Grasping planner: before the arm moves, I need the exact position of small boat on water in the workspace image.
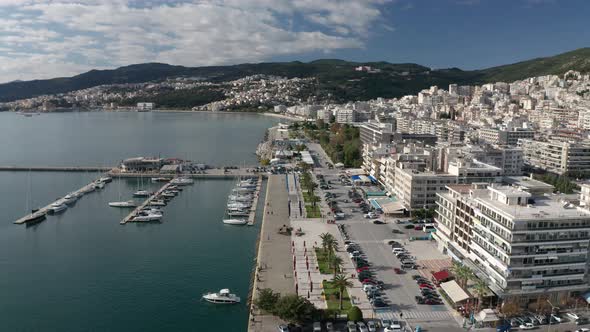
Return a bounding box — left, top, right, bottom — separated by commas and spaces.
171, 177, 193, 185
141, 207, 163, 215
94, 181, 105, 189
48, 202, 67, 214
108, 200, 137, 208
133, 190, 152, 197
227, 202, 251, 209
223, 219, 248, 225
149, 200, 167, 207
62, 194, 78, 205
99, 176, 113, 183
133, 212, 163, 222
161, 191, 176, 198
202, 289, 241, 304
151, 177, 170, 182
228, 195, 253, 202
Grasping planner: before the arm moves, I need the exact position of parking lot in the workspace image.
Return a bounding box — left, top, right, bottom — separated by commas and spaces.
310, 164, 463, 331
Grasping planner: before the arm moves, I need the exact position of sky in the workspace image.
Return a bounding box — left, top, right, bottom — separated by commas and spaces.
0, 0, 588, 83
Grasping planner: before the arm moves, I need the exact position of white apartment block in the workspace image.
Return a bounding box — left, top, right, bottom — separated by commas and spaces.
434, 183, 590, 305
478, 128, 535, 146
336, 109, 357, 124
519, 139, 590, 175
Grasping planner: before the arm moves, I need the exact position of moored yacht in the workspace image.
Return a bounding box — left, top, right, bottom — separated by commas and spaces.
202, 289, 240, 304
170, 177, 193, 185
48, 202, 67, 213
133, 190, 151, 197
21, 209, 47, 225
99, 176, 113, 183
149, 199, 167, 206
62, 194, 78, 205
223, 219, 247, 225
108, 200, 137, 208
132, 212, 163, 222
151, 177, 170, 182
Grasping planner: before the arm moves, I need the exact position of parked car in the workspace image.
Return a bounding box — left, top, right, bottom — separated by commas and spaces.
386, 321, 402, 331
519, 323, 534, 330
568, 312, 581, 321
373, 220, 385, 224
277, 324, 290, 332
577, 317, 589, 325
392, 229, 403, 234
347, 321, 359, 332
313, 322, 322, 332
575, 328, 590, 332
326, 322, 335, 332
357, 321, 369, 332
367, 321, 377, 332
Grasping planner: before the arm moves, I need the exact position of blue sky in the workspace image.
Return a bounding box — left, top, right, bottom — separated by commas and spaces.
0, 0, 588, 82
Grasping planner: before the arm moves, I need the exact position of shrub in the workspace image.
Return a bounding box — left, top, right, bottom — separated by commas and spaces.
347, 306, 363, 322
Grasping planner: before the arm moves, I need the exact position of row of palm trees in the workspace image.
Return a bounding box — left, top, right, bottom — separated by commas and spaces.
319, 233, 350, 310
301, 171, 320, 207
450, 261, 488, 312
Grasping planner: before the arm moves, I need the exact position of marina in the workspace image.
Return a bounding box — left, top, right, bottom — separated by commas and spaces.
223, 176, 262, 226
13, 177, 111, 225
120, 181, 174, 224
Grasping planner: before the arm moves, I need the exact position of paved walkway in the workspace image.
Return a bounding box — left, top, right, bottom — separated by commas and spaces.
249, 175, 296, 332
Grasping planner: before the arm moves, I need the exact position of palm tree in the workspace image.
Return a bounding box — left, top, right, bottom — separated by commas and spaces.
332, 274, 352, 310
330, 255, 344, 278
319, 233, 333, 252
472, 278, 488, 312
451, 262, 473, 288
325, 237, 339, 267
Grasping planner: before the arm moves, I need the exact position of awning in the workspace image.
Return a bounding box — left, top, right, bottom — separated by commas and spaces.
432, 270, 451, 282
381, 201, 405, 214
476, 309, 499, 323
368, 175, 377, 183
440, 280, 471, 304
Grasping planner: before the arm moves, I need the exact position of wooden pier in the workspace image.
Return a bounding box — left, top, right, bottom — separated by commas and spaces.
247, 176, 263, 226
14, 180, 104, 224
120, 182, 173, 225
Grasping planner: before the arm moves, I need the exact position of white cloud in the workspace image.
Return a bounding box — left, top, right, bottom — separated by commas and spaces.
0, 0, 388, 82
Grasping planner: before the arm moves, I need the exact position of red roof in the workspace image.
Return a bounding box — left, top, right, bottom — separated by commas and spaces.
432, 270, 451, 281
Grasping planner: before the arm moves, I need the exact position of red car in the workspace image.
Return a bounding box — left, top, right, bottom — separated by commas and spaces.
357, 266, 370, 273
362, 279, 377, 284
393, 267, 403, 274
419, 284, 435, 289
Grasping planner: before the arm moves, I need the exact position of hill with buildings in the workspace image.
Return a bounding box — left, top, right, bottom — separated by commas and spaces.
0, 48, 588, 103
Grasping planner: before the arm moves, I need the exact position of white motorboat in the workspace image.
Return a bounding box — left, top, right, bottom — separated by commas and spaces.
62, 194, 78, 205
108, 200, 137, 208
223, 219, 248, 225
149, 200, 167, 206
99, 176, 113, 183
227, 202, 251, 209
161, 191, 176, 198
94, 181, 105, 189
141, 207, 163, 215
228, 195, 253, 202
151, 177, 170, 182
202, 289, 241, 304
228, 211, 249, 217
170, 177, 193, 185
133, 212, 163, 222
48, 202, 67, 213
133, 190, 151, 197
232, 187, 254, 193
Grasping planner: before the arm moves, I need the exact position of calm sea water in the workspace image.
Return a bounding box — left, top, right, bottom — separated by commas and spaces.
0, 111, 277, 332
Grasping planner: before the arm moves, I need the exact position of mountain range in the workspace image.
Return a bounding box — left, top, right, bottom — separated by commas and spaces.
1, 47, 588, 103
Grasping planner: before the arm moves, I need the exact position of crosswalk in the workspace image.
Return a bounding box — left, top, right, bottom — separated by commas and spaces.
376, 309, 454, 322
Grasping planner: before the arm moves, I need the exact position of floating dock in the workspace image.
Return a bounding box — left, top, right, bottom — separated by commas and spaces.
120, 182, 173, 225
247, 176, 262, 226
13, 180, 105, 224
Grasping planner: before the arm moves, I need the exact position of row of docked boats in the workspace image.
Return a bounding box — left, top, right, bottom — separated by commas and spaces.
126, 177, 194, 223
222, 178, 258, 225
20, 176, 112, 225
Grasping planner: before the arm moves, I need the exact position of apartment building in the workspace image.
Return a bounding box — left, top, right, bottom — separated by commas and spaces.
478, 128, 535, 146
434, 183, 590, 305
335, 108, 357, 124
463, 145, 524, 176
519, 139, 590, 175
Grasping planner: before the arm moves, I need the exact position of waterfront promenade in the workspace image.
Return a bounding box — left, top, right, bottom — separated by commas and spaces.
249, 174, 295, 332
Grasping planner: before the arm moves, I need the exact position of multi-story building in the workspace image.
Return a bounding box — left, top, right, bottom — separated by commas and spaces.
336, 109, 357, 124
434, 183, 590, 305
478, 128, 535, 146
359, 121, 394, 146
463, 145, 524, 176
519, 139, 590, 175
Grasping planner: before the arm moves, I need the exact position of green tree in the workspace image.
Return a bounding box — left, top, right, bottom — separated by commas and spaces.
471, 278, 488, 311
332, 274, 353, 310
330, 255, 344, 278
273, 294, 316, 324
260, 158, 270, 166
347, 306, 363, 322
254, 288, 281, 312
451, 261, 473, 288
319, 233, 334, 252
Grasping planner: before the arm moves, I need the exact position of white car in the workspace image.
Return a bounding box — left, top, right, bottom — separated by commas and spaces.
567, 312, 581, 321
575, 329, 590, 332
357, 321, 369, 332
366, 320, 377, 332
519, 323, 534, 330
384, 320, 402, 332
551, 314, 562, 323
363, 284, 377, 292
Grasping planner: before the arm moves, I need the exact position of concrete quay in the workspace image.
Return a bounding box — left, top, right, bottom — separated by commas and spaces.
248, 174, 295, 332
0, 166, 112, 172
247, 176, 263, 226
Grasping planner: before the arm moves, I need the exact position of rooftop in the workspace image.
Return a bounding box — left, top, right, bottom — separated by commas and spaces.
476, 195, 590, 220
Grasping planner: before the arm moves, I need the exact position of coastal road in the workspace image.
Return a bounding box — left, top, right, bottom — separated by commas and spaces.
249, 174, 295, 332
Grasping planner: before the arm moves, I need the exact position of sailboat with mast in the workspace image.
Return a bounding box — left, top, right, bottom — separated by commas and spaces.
21, 171, 46, 225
